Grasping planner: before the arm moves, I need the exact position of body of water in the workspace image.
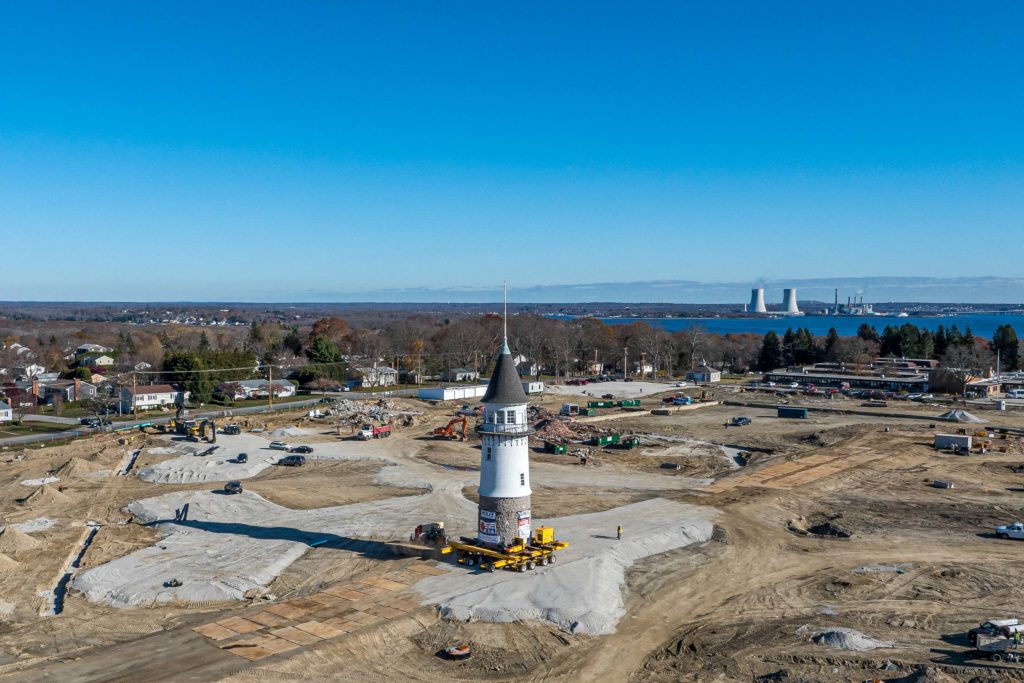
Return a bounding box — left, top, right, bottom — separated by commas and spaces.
553, 313, 1024, 338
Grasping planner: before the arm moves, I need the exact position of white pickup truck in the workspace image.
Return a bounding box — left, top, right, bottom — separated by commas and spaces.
996, 522, 1024, 540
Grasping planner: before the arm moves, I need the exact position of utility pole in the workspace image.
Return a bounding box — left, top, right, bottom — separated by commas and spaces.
268, 363, 273, 410
132, 372, 137, 418
623, 347, 628, 380
640, 352, 647, 380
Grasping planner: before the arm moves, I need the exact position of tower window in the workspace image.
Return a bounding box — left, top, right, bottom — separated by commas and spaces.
506, 410, 517, 424
520, 473, 525, 486
486, 447, 492, 461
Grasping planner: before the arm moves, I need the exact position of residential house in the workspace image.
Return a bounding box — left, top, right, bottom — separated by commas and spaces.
583, 361, 603, 377
76, 343, 113, 355
217, 379, 296, 400
0, 400, 11, 422
686, 363, 722, 383
348, 364, 398, 388
631, 362, 654, 378
39, 379, 97, 405
15, 364, 46, 380
515, 355, 543, 377
80, 354, 115, 367
443, 367, 480, 382
120, 384, 190, 413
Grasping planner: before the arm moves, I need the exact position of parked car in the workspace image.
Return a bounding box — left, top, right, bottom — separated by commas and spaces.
222, 425, 241, 435
731, 416, 752, 426
269, 441, 289, 450
236, 453, 248, 464
80, 418, 100, 427
224, 480, 243, 494
601, 393, 615, 399
277, 455, 306, 467
289, 445, 313, 454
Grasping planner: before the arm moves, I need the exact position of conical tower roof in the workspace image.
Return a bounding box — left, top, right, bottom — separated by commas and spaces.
482, 341, 528, 405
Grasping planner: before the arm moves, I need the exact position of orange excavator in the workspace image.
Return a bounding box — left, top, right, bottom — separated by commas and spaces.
432, 416, 468, 441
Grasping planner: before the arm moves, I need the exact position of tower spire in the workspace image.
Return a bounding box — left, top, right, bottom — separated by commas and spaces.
501, 281, 509, 354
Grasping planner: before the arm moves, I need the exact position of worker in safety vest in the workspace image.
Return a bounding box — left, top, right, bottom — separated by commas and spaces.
617, 525, 622, 541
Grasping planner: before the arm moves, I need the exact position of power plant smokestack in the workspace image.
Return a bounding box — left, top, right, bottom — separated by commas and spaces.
749, 288, 767, 314
783, 288, 800, 315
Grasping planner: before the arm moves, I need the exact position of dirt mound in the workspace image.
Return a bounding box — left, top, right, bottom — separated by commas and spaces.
0, 553, 18, 572
17, 484, 69, 508
53, 457, 103, 478
787, 515, 851, 538
799, 424, 874, 447
269, 426, 311, 437
810, 627, 894, 650
936, 409, 986, 423
0, 527, 41, 553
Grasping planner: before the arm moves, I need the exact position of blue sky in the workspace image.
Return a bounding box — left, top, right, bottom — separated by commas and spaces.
1, 2, 1022, 302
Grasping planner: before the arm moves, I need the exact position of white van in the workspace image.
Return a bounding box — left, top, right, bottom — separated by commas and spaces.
1007, 389, 1024, 399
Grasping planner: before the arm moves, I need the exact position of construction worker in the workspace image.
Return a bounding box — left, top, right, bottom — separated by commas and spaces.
616, 525, 622, 541
1015, 630, 1021, 647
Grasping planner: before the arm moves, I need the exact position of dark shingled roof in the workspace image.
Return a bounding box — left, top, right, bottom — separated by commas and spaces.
482, 343, 528, 405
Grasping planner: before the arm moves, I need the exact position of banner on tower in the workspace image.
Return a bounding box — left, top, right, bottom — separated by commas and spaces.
478, 509, 500, 544
516, 509, 531, 539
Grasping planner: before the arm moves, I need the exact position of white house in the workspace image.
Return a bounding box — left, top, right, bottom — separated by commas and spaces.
76, 343, 113, 354
15, 364, 46, 380
515, 355, 542, 377
120, 384, 190, 413
81, 354, 115, 367
348, 364, 398, 388
631, 362, 654, 378
218, 379, 296, 400
686, 363, 722, 383
0, 401, 12, 423
443, 367, 480, 382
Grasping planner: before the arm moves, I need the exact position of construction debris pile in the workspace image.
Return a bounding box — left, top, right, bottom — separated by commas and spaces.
531, 417, 633, 446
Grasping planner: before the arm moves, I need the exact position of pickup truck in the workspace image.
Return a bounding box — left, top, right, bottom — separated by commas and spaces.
997, 522, 1024, 540
970, 618, 1020, 645
358, 424, 392, 440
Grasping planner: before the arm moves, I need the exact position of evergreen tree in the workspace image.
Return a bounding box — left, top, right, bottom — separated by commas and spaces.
198, 332, 211, 353
933, 325, 948, 358
306, 335, 342, 365
824, 327, 840, 356
757, 331, 783, 371
781, 328, 797, 366
992, 324, 1020, 371
857, 323, 878, 342
962, 326, 975, 348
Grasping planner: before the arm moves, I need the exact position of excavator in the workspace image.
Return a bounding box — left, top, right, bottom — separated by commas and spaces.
186, 419, 216, 443
432, 416, 468, 441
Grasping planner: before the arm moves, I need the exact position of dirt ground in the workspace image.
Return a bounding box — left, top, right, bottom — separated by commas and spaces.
3, 388, 1024, 681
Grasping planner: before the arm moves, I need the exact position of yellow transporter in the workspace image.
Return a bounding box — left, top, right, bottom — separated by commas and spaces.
442, 526, 568, 573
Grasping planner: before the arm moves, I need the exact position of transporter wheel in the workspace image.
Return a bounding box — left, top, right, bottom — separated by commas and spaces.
465, 556, 476, 567
527, 560, 536, 570
548, 554, 556, 563
991, 653, 1004, 662
517, 563, 527, 573
487, 563, 496, 573
539, 556, 548, 566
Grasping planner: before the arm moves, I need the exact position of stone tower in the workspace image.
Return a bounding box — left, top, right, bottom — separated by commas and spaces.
476, 314, 533, 546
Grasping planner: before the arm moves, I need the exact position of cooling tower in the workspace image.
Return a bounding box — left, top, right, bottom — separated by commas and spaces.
749, 288, 767, 314
783, 288, 800, 315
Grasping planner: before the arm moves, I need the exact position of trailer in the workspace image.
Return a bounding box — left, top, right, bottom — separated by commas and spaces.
442, 526, 568, 573
617, 399, 641, 407
935, 433, 972, 451
778, 406, 809, 419
977, 634, 1024, 662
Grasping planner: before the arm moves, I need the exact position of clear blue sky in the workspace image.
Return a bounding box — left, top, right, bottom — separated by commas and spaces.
1, 2, 1022, 301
